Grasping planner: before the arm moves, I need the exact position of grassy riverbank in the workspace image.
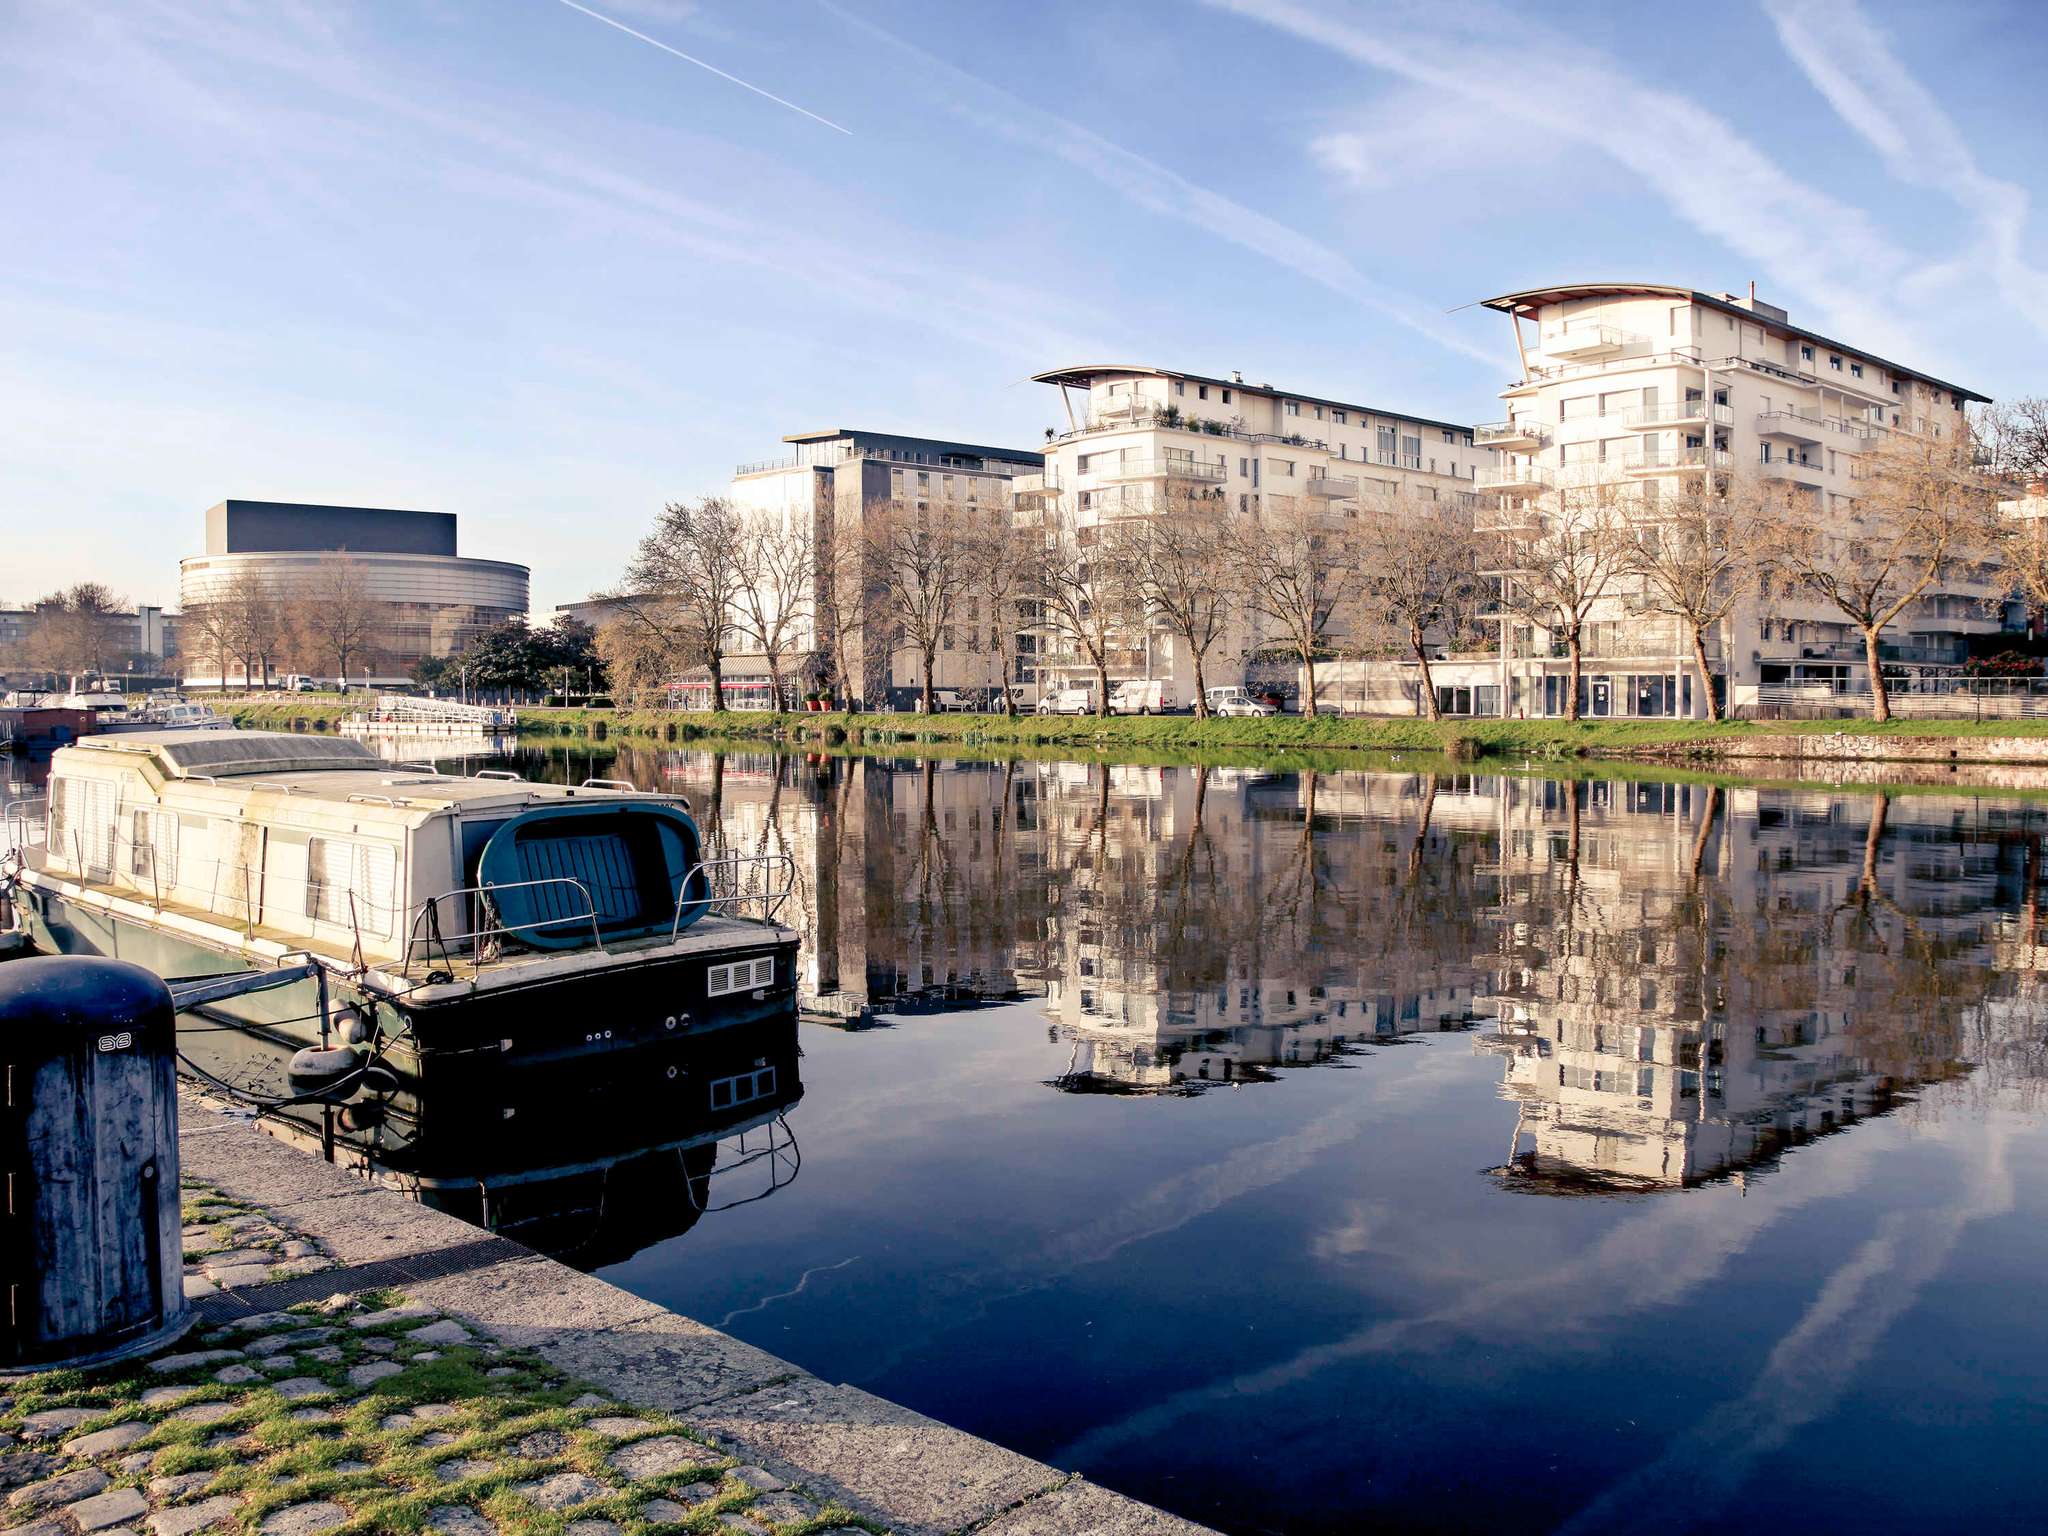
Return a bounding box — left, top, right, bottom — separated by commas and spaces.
223, 698, 2048, 760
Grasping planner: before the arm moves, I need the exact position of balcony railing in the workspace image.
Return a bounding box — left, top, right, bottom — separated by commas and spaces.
1761, 455, 1827, 479
1542, 324, 1635, 357
1474, 419, 1548, 449
1621, 447, 1732, 474
1623, 400, 1733, 429
1085, 457, 1227, 483
1478, 465, 1553, 495
1305, 474, 1360, 499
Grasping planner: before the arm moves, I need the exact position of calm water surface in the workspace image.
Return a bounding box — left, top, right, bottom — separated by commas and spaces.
269, 744, 2048, 1531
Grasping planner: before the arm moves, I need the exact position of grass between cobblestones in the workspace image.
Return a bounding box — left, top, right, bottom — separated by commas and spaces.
0, 1185, 870, 1536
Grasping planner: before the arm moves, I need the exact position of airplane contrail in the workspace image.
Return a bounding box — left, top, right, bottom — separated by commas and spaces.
551, 0, 853, 135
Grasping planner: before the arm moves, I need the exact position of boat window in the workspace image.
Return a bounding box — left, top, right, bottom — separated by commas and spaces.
129, 809, 178, 887
709, 1065, 777, 1110
49, 777, 118, 879
706, 955, 775, 997
305, 836, 397, 938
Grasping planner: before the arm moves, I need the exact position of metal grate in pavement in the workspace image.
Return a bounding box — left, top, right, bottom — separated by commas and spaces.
189, 1233, 533, 1323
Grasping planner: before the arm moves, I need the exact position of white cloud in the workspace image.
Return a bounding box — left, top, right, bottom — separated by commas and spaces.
1763, 0, 2048, 342
1311, 86, 1562, 201
1205, 0, 1933, 357
816, 1, 1501, 369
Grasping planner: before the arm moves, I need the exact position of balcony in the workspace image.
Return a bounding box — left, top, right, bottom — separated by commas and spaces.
1756, 411, 1825, 446
1475, 419, 1548, 451
1541, 324, 1634, 359
1621, 447, 1732, 476
1089, 457, 1227, 484
1622, 400, 1733, 431
1761, 455, 1827, 483
1305, 473, 1359, 499
1478, 465, 1553, 498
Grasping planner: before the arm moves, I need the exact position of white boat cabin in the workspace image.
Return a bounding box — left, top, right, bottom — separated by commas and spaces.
26, 731, 730, 974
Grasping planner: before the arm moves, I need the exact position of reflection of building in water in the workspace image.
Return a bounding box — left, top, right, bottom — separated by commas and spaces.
1478, 779, 2029, 1191
641, 749, 1043, 1019
1038, 763, 1494, 1092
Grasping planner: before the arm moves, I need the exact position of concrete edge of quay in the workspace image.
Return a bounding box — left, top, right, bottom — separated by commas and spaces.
175, 1087, 1219, 1536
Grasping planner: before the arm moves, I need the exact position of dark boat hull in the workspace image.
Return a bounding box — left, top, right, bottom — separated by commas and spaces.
17, 882, 798, 1134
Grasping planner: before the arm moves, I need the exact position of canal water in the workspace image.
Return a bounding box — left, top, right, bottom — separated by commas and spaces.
50, 740, 2048, 1534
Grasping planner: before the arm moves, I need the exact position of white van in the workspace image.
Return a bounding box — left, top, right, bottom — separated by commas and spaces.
1109, 679, 1171, 715
1037, 685, 1096, 716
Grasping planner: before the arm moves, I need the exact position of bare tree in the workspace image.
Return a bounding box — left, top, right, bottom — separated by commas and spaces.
866, 497, 976, 713
1130, 489, 1236, 716
294, 554, 389, 689
180, 598, 236, 692
1763, 431, 1999, 721
1030, 502, 1145, 717
28, 583, 129, 679
1356, 492, 1483, 720
1620, 474, 1770, 722
220, 569, 284, 689
611, 497, 749, 712
963, 501, 1035, 715
1974, 396, 2048, 488
816, 506, 871, 709
592, 617, 670, 702
731, 509, 813, 709
1235, 495, 1363, 714
1493, 483, 1632, 722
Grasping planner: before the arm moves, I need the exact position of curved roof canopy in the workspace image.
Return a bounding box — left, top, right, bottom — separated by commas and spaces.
1478, 283, 1987, 403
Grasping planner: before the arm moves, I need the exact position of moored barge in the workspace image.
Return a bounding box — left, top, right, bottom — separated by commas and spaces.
0, 731, 798, 1111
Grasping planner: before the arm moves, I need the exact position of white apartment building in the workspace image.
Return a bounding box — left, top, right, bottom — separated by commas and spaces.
720, 428, 1043, 708
1027, 364, 1495, 706
1452, 282, 1999, 719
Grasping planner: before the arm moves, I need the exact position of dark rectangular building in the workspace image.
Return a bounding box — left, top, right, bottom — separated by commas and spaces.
203, 500, 458, 557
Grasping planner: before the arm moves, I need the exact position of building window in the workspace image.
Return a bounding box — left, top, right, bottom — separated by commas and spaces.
1173, 380, 1184, 395
1333, 409, 1347, 425
1312, 405, 1324, 420
1830, 355, 1843, 371
1802, 344, 1815, 361
1285, 400, 1300, 416
1239, 458, 1249, 476
1221, 389, 1232, 404
1198, 384, 1209, 400
1851, 362, 1863, 379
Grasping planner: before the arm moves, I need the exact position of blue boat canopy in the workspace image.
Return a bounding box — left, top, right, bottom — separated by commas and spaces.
478, 802, 711, 949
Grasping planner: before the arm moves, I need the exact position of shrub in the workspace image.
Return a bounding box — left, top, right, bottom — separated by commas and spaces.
1445, 728, 1483, 763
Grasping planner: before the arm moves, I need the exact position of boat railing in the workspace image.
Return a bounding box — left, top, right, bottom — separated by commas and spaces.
1, 796, 46, 861
401, 877, 606, 979
684, 1112, 801, 1214
673, 853, 796, 938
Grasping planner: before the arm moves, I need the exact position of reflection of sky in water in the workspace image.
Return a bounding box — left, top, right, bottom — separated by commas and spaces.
488, 746, 2048, 1536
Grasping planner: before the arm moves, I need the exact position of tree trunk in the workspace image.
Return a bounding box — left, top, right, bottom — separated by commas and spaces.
1301, 649, 1318, 716
766, 658, 782, 713
1863, 626, 1890, 722
1191, 648, 1209, 717
921, 649, 936, 714
1413, 625, 1440, 720
1689, 624, 1721, 722
1565, 631, 1583, 722
1094, 660, 1111, 717
707, 653, 725, 712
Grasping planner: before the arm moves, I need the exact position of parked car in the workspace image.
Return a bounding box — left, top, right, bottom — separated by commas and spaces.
1205, 686, 1276, 718
1109, 679, 1173, 715
1037, 685, 1096, 715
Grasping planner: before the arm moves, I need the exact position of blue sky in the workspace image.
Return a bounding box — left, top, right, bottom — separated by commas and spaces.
5, 0, 2046, 615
